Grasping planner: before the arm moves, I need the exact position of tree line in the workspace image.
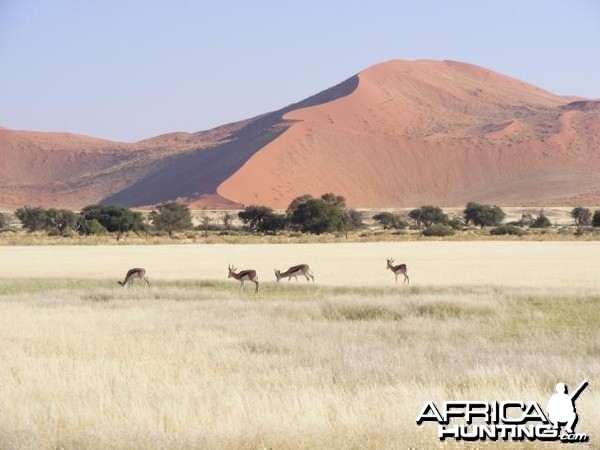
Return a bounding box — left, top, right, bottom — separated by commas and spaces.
1, 193, 362, 238
1, 198, 600, 239
9, 203, 193, 239
373, 203, 600, 236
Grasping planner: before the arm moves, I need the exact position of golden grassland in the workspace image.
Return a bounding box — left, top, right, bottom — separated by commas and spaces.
0, 242, 599, 449
0, 281, 598, 449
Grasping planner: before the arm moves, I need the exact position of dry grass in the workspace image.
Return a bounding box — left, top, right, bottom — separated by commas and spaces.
0, 242, 599, 448
0, 280, 598, 449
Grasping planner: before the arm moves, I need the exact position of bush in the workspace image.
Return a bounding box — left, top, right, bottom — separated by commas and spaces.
422, 224, 455, 236
530, 211, 552, 229
447, 217, 464, 230
490, 225, 526, 236
0, 212, 8, 229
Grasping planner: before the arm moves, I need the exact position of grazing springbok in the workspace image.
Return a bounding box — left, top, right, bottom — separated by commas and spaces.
228, 265, 259, 293
274, 264, 314, 283
118, 268, 150, 288
386, 258, 409, 284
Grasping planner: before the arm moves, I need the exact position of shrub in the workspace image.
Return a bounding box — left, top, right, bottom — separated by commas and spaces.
530, 211, 552, 229
422, 224, 455, 236
447, 217, 464, 230
490, 225, 526, 236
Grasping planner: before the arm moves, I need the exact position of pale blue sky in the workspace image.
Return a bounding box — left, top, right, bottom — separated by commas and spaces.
1, 1, 599, 142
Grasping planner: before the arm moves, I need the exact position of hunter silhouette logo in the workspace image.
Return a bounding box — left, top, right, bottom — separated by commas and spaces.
547, 380, 588, 435
416, 380, 589, 443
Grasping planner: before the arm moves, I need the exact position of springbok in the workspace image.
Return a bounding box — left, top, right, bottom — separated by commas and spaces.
118, 268, 150, 288
228, 265, 259, 293
386, 258, 409, 284
274, 264, 314, 283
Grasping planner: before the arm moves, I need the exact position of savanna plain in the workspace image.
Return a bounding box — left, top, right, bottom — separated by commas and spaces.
1, 242, 599, 449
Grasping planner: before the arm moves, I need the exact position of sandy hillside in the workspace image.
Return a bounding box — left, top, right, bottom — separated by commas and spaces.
2, 59, 600, 209
0, 126, 237, 209
218, 60, 600, 208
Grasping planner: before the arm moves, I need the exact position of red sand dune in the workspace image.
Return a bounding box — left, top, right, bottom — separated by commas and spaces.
1, 59, 600, 209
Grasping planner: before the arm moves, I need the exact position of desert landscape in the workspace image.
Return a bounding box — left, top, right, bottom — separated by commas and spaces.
3, 0, 600, 447
0, 242, 598, 448
2, 59, 600, 210
2, 58, 599, 448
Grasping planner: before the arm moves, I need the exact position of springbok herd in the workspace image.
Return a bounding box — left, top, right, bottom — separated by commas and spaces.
118, 258, 410, 293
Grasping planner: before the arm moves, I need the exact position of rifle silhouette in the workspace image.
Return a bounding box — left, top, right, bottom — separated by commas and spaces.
570, 380, 588, 402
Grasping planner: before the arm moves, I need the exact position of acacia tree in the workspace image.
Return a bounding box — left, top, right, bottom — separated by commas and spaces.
237, 205, 287, 233
408, 205, 448, 228
373, 212, 406, 230
463, 202, 505, 228
149, 201, 193, 238
80, 204, 144, 240
44, 208, 78, 234
15, 206, 47, 232
571, 207, 591, 229
288, 194, 349, 234
592, 210, 600, 228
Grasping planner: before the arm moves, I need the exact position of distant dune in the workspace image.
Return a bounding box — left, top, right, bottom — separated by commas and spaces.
1, 59, 599, 209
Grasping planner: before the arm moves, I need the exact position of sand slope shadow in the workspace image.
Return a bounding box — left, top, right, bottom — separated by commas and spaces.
102, 75, 359, 207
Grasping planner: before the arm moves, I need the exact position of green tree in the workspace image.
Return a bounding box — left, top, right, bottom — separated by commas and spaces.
79, 218, 107, 235
408, 205, 448, 228
149, 202, 193, 238
373, 212, 406, 230
15, 206, 48, 232
290, 197, 347, 234
463, 202, 505, 227
320, 192, 346, 209
44, 208, 78, 234
571, 207, 591, 228
286, 194, 314, 215
238, 205, 275, 232
80, 204, 144, 240
530, 210, 551, 229
261, 212, 289, 233
592, 210, 600, 228
0, 212, 8, 229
